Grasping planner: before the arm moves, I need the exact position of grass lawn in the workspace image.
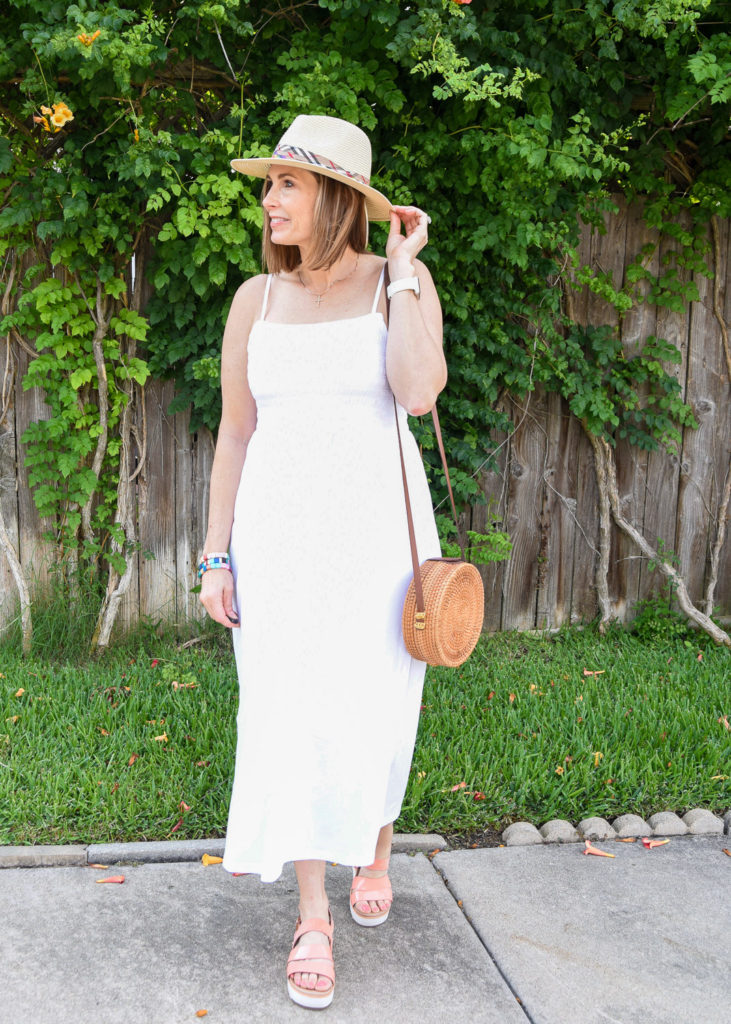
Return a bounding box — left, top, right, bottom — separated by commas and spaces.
0, 625, 728, 845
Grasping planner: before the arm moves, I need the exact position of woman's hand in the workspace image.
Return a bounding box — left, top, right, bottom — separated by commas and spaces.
386, 206, 431, 276
199, 569, 240, 628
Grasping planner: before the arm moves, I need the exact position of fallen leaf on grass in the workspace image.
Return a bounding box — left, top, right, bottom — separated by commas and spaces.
128, 753, 140, 766
6, 715, 19, 724
473, 791, 486, 801
509, 693, 516, 703
99, 728, 110, 736
583, 841, 615, 858
170, 817, 184, 835
95, 875, 125, 884
14, 688, 24, 697
201, 854, 223, 866
154, 732, 168, 743
450, 781, 467, 791
179, 800, 191, 811
583, 669, 605, 677
593, 751, 603, 767
195, 760, 210, 767
718, 716, 730, 731
641, 837, 670, 849
710, 775, 728, 780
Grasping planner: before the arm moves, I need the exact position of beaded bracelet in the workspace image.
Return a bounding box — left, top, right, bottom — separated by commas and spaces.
197, 552, 232, 579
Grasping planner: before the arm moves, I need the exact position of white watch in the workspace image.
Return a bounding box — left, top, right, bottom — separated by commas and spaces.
386, 276, 420, 299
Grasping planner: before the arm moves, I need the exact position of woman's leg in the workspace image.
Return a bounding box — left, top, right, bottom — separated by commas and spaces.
291, 859, 332, 992
353, 821, 393, 915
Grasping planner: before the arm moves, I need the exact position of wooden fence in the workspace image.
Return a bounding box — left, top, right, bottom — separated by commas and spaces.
1, 199, 729, 633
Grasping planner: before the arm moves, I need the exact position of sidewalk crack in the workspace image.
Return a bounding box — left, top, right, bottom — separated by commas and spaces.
427, 855, 536, 1024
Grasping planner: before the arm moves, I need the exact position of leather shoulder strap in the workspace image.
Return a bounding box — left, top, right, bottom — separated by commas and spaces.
385, 267, 464, 616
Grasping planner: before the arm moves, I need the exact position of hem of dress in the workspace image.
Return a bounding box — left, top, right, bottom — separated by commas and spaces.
223, 840, 393, 883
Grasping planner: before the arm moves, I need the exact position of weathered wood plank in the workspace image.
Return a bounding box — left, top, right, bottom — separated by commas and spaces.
0, 351, 19, 630
675, 225, 724, 605
137, 379, 178, 622
582, 200, 628, 617
193, 427, 215, 618
469, 417, 510, 633
708, 216, 731, 614
175, 419, 214, 624
637, 216, 692, 604
536, 392, 579, 629
568, 426, 600, 625
174, 406, 194, 624
501, 392, 547, 630
611, 204, 660, 615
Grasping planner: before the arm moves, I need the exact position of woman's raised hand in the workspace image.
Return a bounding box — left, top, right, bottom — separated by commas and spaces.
199, 569, 240, 628
386, 206, 431, 272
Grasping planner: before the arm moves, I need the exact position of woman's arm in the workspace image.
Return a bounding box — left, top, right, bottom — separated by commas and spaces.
384, 206, 447, 416
199, 276, 263, 628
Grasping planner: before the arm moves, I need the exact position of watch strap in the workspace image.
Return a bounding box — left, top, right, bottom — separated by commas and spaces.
386, 275, 420, 299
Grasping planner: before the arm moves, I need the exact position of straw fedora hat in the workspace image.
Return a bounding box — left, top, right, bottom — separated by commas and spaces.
230, 115, 392, 221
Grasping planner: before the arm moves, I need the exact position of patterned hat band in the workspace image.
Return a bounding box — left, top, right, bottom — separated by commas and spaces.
271, 143, 370, 186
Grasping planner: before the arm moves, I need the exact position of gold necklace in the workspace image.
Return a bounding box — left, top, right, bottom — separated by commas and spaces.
297, 254, 360, 306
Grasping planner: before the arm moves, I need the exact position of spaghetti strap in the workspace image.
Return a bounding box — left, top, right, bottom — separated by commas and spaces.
371, 266, 386, 314
260, 274, 273, 320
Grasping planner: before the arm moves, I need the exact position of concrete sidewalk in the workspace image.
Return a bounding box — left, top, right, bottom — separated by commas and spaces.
1, 836, 729, 1024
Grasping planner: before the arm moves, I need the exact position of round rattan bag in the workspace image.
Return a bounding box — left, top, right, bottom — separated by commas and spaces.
402, 558, 484, 667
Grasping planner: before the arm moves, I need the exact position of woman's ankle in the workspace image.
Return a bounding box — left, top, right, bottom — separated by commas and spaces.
298, 896, 329, 919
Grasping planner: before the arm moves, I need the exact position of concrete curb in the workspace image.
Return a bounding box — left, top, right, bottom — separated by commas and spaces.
0, 832, 448, 869
502, 808, 730, 845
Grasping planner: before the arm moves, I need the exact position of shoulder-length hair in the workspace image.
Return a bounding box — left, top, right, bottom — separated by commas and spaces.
261, 172, 368, 273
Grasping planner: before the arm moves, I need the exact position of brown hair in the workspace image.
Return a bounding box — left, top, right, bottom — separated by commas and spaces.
261, 172, 368, 274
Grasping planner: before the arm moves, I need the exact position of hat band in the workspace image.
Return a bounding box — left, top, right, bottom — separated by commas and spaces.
271, 143, 370, 186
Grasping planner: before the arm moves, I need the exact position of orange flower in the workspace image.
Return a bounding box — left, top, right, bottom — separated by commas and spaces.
50, 102, 74, 130
583, 840, 615, 858
78, 29, 101, 46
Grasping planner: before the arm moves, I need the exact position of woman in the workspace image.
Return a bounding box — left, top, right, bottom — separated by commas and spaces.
199, 114, 446, 1010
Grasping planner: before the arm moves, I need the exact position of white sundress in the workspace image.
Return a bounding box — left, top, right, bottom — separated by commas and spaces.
222, 267, 440, 882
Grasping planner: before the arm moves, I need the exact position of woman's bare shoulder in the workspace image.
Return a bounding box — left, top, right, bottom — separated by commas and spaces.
230, 273, 269, 310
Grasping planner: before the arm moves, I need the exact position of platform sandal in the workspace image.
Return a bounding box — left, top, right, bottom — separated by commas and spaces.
286, 910, 335, 1010
350, 857, 392, 926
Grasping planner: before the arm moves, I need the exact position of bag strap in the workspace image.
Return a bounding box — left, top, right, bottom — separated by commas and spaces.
386, 265, 463, 622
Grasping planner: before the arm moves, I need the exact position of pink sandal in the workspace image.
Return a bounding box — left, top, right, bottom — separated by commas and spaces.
350, 857, 392, 926
286, 911, 335, 1009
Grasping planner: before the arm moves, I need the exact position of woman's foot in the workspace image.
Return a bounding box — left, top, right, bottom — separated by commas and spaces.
287, 903, 335, 1005
350, 858, 392, 925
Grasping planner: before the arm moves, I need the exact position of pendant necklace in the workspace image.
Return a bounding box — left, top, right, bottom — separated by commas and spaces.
298, 254, 359, 306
